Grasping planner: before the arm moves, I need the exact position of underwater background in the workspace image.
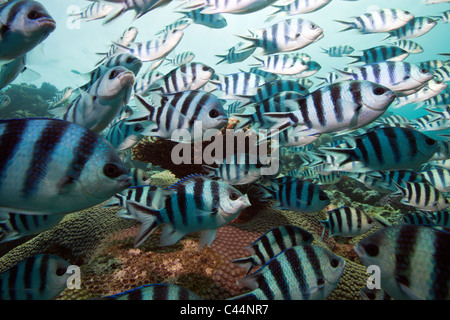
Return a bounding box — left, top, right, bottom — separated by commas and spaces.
0, 0, 449, 301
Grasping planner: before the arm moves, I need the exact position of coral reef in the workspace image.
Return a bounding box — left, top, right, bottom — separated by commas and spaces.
0, 83, 56, 119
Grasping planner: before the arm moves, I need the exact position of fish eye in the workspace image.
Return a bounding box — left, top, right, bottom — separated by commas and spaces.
426, 138, 436, 145
56, 267, 67, 277
404, 10, 411, 15
373, 87, 387, 95
202, 66, 210, 72
126, 57, 134, 64
420, 68, 428, 74
330, 259, 339, 268
28, 10, 41, 20
310, 24, 317, 30
209, 109, 220, 118
363, 243, 379, 257
103, 163, 122, 178
109, 70, 119, 79
229, 192, 239, 200
435, 80, 442, 84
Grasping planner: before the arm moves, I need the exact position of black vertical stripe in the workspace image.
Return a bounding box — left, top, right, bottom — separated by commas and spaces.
0, 119, 28, 186
330, 83, 343, 122
177, 185, 188, 226
260, 235, 275, 261
367, 130, 383, 164
312, 90, 326, 127
394, 225, 417, 288
268, 258, 291, 300
431, 230, 450, 299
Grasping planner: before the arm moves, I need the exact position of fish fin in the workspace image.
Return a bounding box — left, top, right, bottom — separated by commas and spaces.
126, 200, 161, 247
166, 174, 211, 191
231, 256, 256, 276
158, 225, 187, 246
396, 275, 422, 300
201, 165, 217, 178
102, 194, 126, 208
198, 229, 217, 249
334, 20, 355, 32
319, 146, 357, 168
260, 111, 302, 133
319, 220, 329, 241
102, 5, 126, 25
116, 208, 135, 219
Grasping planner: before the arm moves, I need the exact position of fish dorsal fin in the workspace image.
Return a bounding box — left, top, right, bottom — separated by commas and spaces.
165, 174, 210, 191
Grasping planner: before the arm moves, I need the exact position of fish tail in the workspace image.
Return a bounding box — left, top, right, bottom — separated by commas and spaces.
215, 54, 227, 65
320, 147, 357, 168
231, 257, 256, 276
126, 201, 161, 248
347, 55, 361, 64
102, 6, 126, 25
334, 20, 355, 32
320, 47, 329, 54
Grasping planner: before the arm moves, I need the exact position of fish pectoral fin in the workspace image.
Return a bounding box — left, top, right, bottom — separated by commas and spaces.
159, 226, 187, 247
198, 229, 217, 249
56, 174, 77, 195
396, 275, 422, 300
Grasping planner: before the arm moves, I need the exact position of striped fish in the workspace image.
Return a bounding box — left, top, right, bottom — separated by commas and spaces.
433, 65, 450, 82
202, 153, 276, 186
232, 225, 314, 275
0, 0, 56, 64
427, 211, 450, 227
247, 79, 309, 104
78, 53, 142, 92
420, 93, 450, 108
429, 159, 450, 170
391, 40, 424, 54
432, 10, 450, 23
214, 72, 266, 101
115, 30, 184, 62
126, 174, 251, 248
402, 212, 436, 225
336, 8, 414, 33
393, 181, 450, 211
96, 27, 139, 65
355, 224, 450, 300
180, 9, 227, 28
53, 66, 135, 133
0, 212, 63, 243
129, 168, 151, 187
257, 80, 395, 138
419, 59, 445, 72
149, 62, 215, 94
266, 0, 331, 22
412, 114, 450, 132
105, 119, 144, 151
164, 51, 195, 67
237, 18, 323, 55
337, 61, 434, 96
321, 45, 355, 57
102, 0, 171, 24
0, 118, 131, 215
367, 170, 429, 193
128, 91, 228, 143
103, 184, 166, 218
419, 169, 450, 193
391, 79, 448, 109
216, 42, 255, 65
0, 254, 71, 300
348, 45, 409, 65
155, 18, 191, 36
230, 245, 346, 300
102, 283, 201, 300
68, 2, 113, 22
347, 172, 399, 194
311, 172, 343, 185
133, 70, 165, 96
253, 54, 307, 76
321, 126, 439, 172
180, 0, 277, 14
0, 94, 11, 109
385, 17, 437, 40
292, 60, 321, 78
320, 206, 375, 240
254, 176, 330, 213
47, 87, 74, 109
246, 67, 279, 82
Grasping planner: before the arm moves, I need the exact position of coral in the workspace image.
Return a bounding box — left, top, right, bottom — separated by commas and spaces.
326, 258, 368, 300
0, 83, 56, 120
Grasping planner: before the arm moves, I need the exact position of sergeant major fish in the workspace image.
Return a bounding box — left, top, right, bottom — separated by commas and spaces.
0, 0, 56, 64
0, 118, 131, 215
232, 225, 314, 275
230, 245, 346, 300
355, 224, 450, 300
126, 174, 251, 248
52, 66, 135, 133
